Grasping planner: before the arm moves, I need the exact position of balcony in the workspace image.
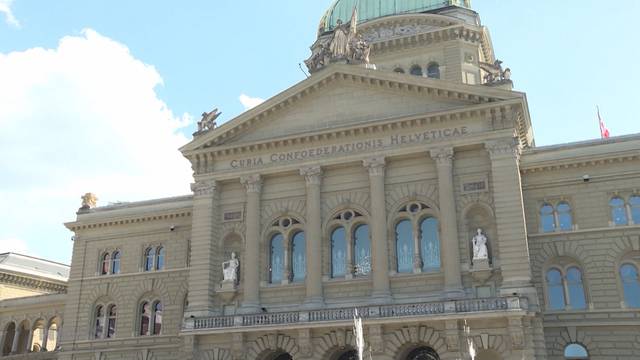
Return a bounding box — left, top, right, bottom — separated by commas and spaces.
186, 297, 529, 333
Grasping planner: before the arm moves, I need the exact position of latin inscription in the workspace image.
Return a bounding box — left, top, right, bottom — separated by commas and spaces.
229, 126, 469, 169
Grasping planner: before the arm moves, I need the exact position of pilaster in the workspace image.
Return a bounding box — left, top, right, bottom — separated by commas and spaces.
300, 166, 324, 307
240, 174, 263, 313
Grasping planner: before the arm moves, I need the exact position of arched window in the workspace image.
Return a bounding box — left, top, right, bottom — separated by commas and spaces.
630, 195, 640, 224
2, 322, 15, 355
546, 268, 565, 310
427, 63, 440, 79
291, 231, 306, 282
557, 202, 573, 231
420, 217, 440, 272
540, 203, 555, 233
111, 251, 121, 274
107, 305, 117, 338
564, 343, 589, 359
393, 67, 405, 74
155, 247, 165, 271
566, 267, 587, 310
100, 253, 110, 275
152, 302, 163, 335
269, 234, 285, 284
331, 227, 347, 278
353, 224, 371, 276
94, 305, 105, 339
144, 247, 155, 271
620, 263, 640, 308
395, 220, 414, 273
336, 349, 358, 360
139, 302, 151, 336
406, 347, 440, 360
30, 321, 44, 352
410, 65, 423, 76
610, 197, 628, 225
45, 323, 58, 351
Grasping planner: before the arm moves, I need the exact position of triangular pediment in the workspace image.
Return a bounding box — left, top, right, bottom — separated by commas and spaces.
181, 65, 524, 154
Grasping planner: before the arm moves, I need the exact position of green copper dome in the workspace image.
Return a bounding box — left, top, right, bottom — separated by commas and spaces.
320, 0, 471, 32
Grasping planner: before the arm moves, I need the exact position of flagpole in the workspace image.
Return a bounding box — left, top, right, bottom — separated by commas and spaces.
597, 105, 601, 139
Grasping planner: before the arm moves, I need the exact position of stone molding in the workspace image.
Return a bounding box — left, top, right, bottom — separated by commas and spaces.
66, 211, 191, 231
363, 156, 386, 176
300, 166, 322, 185
240, 174, 262, 193
430, 147, 454, 165
0, 272, 67, 293
191, 180, 217, 196
485, 138, 521, 160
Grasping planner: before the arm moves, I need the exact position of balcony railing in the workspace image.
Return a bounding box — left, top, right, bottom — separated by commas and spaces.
191, 297, 527, 330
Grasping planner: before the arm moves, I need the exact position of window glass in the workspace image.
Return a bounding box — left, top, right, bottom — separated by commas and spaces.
557, 202, 573, 231
630, 195, 640, 224
393, 67, 405, 74
153, 302, 163, 335
546, 269, 566, 310
353, 225, 371, 276
107, 305, 116, 338
140, 302, 150, 336
155, 247, 165, 271
427, 63, 440, 79
396, 220, 414, 273
270, 234, 285, 283
144, 248, 154, 272
410, 65, 423, 76
564, 343, 588, 359
111, 251, 121, 275
566, 267, 587, 310
610, 197, 628, 225
540, 204, 555, 233
331, 227, 347, 278
101, 253, 110, 275
420, 217, 440, 272
620, 264, 640, 308
94, 306, 104, 339
291, 232, 306, 282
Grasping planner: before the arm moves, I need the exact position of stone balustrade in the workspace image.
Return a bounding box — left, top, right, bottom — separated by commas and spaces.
191, 297, 527, 330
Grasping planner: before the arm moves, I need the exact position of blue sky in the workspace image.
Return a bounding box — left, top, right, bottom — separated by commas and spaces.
1, 1, 639, 264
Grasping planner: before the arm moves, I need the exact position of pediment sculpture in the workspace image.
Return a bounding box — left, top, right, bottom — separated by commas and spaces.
80, 193, 98, 211
194, 108, 221, 136
479, 59, 512, 86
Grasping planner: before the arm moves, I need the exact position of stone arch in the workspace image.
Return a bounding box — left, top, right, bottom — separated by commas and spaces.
386, 326, 447, 360
316, 329, 356, 359
323, 202, 371, 230
2, 321, 16, 355
261, 199, 306, 227
197, 348, 232, 360
385, 183, 439, 215
85, 282, 125, 310
246, 333, 299, 360
322, 191, 371, 220
15, 319, 30, 354
547, 327, 596, 358
531, 241, 588, 283
468, 334, 510, 358
222, 222, 246, 241
134, 277, 172, 305
460, 201, 497, 265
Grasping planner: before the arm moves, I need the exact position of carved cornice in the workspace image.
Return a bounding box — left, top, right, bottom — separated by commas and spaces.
430, 147, 454, 166
0, 272, 67, 293
485, 137, 521, 160
371, 25, 483, 55
521, 154, 640, 174
190, 180, 217, 196
240, 174, 262, 193
300, 166, 322, 186
363, 157, 386, 176
66, 211, 191, 231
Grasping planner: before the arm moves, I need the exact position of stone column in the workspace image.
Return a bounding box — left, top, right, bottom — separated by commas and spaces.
240, 174, 262, 313
41, 327, 49, 351
486, 138, 534, 296
300, 166, 324, 307
185, 180, 219, 318
11, 327, 20, 354
363, 157, 391, 302
430, 148, 464, 298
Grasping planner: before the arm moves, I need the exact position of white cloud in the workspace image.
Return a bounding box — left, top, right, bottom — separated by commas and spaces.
0, 0, 19, 27
239, 93, 265, 110
0, 238, 30, 255
0, 29, 194, 263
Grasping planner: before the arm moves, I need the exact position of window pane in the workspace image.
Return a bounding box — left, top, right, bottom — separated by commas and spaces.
540, 204, 555, 233
291, 232, 306, 282
566, 267, 587, 310
410, 65, 423, 76
101, 254, 110, 275
107, 305, 116, 338
95, 306, 104, 339
620, 264, 640, 308
610, 197, 628, 225
270, 234, 285, 284
546, 269, 566, 310
427, 63, 440, 79
140, 302, 150, 336
153, 302, 163, 335
331, 227, 347, 278
557, 202, 573, 231
564, 343, 588, 358
354, 225, 371, 276
156, 247, 165, 271
144, 248, 154, 271
111, 252, 120, 274
420, 218, 440, 272
630, 196, 640, 224
396, 220, 414, 273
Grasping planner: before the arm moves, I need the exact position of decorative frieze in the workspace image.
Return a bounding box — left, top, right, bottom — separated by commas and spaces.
191, 180, 217, 196
485, 137, 521, 160
240, 174, 262, 193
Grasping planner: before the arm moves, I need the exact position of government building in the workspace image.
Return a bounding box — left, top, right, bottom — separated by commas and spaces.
1, 1, 639, 359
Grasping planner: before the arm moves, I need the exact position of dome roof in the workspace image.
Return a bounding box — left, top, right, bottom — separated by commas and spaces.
319, 0, 471, 32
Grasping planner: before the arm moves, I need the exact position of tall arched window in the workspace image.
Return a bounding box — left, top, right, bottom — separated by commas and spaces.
353, 224, 371, 276
566, 267, 587, 310
269, 234, 285, 284
94, 305, 105, 339
111, 251, 121, 275
540, 202, 574, 232
2, 322, 15, 356
152, 302, 163, 335
100, 253, 110, 275
557, 202, 573, 231
331, 227, 347, 278
406, 347, 440, 360
540, 203, 555, 233
546, 268, 565, 310
620, 263, 640, 308
410, 65, 423, 76
420, 217, 440, 272
564, 343, 589, 359
107, 305, 117, 338
139, 302, 151, 336
630, 195, 640, 224
155, 247, 165, 271
144, 247, 155, 272
427, 63, 440, 79
291, 232, 306, 282
610, 197, 628, 225
395, 220, 414, 273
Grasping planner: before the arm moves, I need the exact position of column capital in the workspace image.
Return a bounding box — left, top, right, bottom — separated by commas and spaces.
430, 147, 454, 166
363, 156, 386, 176
190, 180, 217, 196
485, 137, 521, 160
240, 174, 262, 193
300, 166, 322, 185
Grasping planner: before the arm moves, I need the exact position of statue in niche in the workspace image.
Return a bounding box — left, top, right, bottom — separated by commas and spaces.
472, 228, 489, 260
222, 252, 239, 283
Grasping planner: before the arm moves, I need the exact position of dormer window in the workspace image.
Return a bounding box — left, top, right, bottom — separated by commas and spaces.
427, 63, 440, 79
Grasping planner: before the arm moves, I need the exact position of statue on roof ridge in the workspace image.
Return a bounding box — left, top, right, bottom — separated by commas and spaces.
194, 108, 221, 136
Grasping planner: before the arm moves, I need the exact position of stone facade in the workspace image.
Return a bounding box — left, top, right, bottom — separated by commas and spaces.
1, 3, 639, 360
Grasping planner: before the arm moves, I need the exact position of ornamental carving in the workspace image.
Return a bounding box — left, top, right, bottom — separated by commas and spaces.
363, 157, 385, 176
300, 166, 322, 185
194, 108, 221, 136
240, 174, 262, 193
191, 180, 217, 196
479, 60, 512, 86
430, 147, 454, 165
361, 23, 440, 43
485, 138, 520, 160
80, 193, 98, 210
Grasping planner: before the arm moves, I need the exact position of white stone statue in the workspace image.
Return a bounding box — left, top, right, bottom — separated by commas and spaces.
472, 228, 489, 260
222, 252, 239, 283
